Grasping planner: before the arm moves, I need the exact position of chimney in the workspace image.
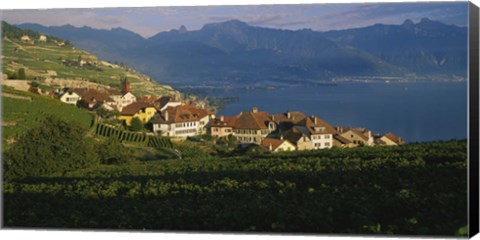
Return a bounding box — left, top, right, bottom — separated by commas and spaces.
311, 115, 317, 124
220, 116, 224, 122
287, 112, 291, 119
269, 143, 273, 151
165, 111, 169, 121
252, 107, 258, 113
280, 135, 284, 140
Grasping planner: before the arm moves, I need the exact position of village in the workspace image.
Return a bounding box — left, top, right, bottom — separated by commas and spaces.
51, 77, 405, 153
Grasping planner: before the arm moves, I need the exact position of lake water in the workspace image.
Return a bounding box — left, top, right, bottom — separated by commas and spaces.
201, 82, 467, 143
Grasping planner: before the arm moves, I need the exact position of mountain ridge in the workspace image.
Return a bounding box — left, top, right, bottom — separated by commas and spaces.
16, 18, 467, 87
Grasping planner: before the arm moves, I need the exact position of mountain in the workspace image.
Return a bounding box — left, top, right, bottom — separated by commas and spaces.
321, 18, 468, 76
2, 21, 176, 97
17, 23, 146, 62
17, 19, 467, 87
141, 20, 408, 85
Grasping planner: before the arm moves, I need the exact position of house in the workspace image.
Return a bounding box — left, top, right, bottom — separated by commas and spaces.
207, 116, 236, 138
280, 127, 312, 151
150, 105, 214, 137
333, 134, 356, 148
72, 88, 116, 111
295, 115, 336, 149
336, 126, 374, 146
39, 35, 47, 42
230, 107, 276, 145
20, 35, 31, 42
260, 137, 296, 153
59, 91, 81, 105
376, 132, 405, 146
118, 102, 157, 126
108, 88, 136, 111
271, 111, 306, 132
154, 96, 182, 111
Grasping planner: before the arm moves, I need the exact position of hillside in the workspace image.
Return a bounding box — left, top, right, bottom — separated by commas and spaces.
1, 21, 177, 97
17, 19, 468, 87
1, 86, 94, 147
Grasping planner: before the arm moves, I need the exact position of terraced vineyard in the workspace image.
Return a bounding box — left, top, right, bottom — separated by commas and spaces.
95, 123, 173, 149
1, 21, 177, 97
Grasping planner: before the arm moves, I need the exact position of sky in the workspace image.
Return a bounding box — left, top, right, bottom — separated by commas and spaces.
0, 1, 470, 38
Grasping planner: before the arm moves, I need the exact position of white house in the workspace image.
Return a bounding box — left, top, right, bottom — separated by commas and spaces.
59, 91, 81, 105
108, 89, 137, 111
295, 116, 336, 149
39, 35, 47, 42
151, 105, 214, 138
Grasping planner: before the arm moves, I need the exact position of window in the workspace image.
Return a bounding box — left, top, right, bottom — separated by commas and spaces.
325, 135, 330, 139
325, 142, 330, 147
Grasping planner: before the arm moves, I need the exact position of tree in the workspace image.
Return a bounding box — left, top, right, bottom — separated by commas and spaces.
97, 137, 130, 164
129, 117, 144, 132
17, 68, 26, 79
3, 115, 99, 179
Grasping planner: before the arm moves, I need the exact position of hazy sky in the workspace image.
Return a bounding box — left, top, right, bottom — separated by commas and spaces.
0, 2, 469, 38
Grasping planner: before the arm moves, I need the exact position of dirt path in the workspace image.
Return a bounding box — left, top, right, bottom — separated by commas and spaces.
2, 92, 32, 101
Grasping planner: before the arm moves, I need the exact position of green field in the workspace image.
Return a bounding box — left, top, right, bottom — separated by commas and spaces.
2, 87, 93, 143
3, 140, 467, 235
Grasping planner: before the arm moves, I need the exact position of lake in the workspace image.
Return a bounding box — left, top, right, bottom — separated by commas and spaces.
198, 82, 467, 143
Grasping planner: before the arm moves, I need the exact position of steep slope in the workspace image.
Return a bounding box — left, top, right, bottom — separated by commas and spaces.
3, 21, 176, 97
321, 18, 467, 76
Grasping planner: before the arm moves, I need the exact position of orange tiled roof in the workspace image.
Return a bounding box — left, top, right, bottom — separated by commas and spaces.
232, 111, 272, 130
71, 88, 113, 104
209, 116, 237, 127
152, 105, 213, 124
297, 116, 336, 135
120, 102, 155, 115
384, 132, 404, 145
260, 138, 285, 151
281, 127, 309, 144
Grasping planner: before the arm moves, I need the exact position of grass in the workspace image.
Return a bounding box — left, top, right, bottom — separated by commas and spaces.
2, 87, 93, 143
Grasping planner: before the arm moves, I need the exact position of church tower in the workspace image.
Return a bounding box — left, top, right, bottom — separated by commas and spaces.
121, 78, 131, 93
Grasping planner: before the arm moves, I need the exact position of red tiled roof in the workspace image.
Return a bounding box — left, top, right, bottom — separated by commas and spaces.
120, 102, 155, 115
71, 88, 113, 104
106, 88, 122, 96
152, 105, 213, 124
232, 111, 272, 130
260, 138, 285, 151
281, 127, 308, 144
297, 116, 336, 135
336, 126, 370, 141
384, 132, 404, 145
209, 116, 236, 127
